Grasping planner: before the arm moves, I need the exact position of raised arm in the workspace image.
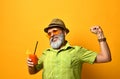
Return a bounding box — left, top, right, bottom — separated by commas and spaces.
90, 26, 112, 63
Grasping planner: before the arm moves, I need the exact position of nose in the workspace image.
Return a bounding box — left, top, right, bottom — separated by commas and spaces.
50, 32, 55, 37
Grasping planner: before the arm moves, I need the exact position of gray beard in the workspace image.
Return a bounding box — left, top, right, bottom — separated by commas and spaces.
50, 33, 64, 49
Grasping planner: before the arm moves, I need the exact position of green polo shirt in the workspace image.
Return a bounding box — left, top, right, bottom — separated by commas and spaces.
36, 42, 97, 79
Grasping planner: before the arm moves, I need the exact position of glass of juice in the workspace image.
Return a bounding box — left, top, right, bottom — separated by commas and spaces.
28, 41, 38, 65
29, 54, 38, 65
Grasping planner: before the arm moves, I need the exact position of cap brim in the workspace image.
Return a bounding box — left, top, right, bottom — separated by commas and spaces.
44, 25, 69, 34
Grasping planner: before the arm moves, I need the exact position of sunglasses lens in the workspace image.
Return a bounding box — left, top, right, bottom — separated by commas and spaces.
47, 30, 60, 38
53, 30, 59, 35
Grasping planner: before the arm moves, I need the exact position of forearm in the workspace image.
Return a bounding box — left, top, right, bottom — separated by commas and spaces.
95, 33, 112, 63
98, 40, 111, 62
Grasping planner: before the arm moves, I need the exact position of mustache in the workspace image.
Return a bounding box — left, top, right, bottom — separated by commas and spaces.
50, 35, 59, 42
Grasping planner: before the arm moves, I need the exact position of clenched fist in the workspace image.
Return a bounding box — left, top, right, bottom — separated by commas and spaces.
90, 26, 105, 39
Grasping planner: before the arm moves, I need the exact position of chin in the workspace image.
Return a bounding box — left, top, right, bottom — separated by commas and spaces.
50, 40, 63, 49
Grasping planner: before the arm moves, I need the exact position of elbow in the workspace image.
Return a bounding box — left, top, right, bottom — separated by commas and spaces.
106, 53, 112, 62
105, 56, 112, 62
107, 57, 112, 62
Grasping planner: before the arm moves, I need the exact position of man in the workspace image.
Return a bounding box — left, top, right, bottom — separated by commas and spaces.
27, 18, 111, 79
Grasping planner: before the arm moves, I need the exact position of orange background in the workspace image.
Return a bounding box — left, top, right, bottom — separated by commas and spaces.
1, 0, 120, 79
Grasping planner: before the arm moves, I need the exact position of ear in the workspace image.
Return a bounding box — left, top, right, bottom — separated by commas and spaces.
63, 30, 67, 36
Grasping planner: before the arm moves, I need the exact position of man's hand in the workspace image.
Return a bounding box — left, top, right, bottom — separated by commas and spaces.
27, 58, 34, 67
27, 57, 39, 74
90, 26, 105, 39
26, 50, 38, 67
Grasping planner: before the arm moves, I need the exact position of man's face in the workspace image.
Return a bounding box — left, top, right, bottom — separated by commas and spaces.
47, 28, 65, 49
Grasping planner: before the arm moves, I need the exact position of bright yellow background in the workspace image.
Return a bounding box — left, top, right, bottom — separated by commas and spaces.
1, 0, 120, 79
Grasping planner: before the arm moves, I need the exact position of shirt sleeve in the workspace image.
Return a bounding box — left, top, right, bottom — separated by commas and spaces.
77, 46, 97, 64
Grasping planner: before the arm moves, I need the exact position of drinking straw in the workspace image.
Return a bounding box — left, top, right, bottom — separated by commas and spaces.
34, 41, 38, 54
